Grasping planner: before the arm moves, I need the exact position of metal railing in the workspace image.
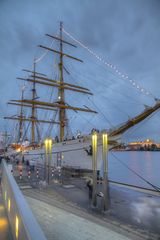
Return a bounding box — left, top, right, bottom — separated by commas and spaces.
1, 160, 47, 240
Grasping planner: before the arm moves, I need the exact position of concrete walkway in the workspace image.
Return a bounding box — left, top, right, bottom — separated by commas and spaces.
0, 188, 13, 240
26, 196, 132, 240
23, 182, 159, 240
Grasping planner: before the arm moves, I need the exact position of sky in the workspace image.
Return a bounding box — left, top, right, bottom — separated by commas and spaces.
0, 0, 160, 142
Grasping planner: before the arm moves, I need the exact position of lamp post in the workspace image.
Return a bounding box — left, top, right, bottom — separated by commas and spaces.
44, 138, 52, 184
92, 132, 98, 207
44, 139, 48, 183
102, 132, 109, 211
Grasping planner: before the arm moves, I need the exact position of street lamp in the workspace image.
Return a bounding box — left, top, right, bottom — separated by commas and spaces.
102, 132, 109, 211
44, 138, 52, 184
92, 131, 98, 207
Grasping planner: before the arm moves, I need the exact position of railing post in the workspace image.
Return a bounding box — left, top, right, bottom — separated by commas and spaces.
44, 138, 52, 184
48, 139, 52, 184
44, 139, 48, 183
92, 132, 98, 207
102, 132, 109, 211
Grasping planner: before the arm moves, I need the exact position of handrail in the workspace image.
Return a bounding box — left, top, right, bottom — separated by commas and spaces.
1, 160, 47, 240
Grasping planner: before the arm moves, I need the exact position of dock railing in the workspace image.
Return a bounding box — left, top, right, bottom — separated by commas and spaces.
1, 159, 47, 240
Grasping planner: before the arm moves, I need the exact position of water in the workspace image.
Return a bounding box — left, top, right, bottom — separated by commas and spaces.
107, 151, 160, 189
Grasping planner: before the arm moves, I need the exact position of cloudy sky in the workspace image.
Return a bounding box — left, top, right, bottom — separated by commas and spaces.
0, 0, 160, 142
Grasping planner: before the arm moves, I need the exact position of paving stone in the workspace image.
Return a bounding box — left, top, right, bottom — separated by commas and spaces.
27, 196, 132, 240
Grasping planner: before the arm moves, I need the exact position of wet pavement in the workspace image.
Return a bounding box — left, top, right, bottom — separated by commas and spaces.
53, 178, 160, 238
11, 162, 160, 239
110, 185, 160, 234
22, 177, 160, 240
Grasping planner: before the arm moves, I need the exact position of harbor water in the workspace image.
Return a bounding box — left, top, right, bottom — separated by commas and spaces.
108, 151, 160, 189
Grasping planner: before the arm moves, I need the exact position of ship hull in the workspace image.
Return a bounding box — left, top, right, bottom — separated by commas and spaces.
16, 135, 121, 170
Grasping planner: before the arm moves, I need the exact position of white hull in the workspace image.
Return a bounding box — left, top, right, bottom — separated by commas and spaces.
19, 135, 121, 170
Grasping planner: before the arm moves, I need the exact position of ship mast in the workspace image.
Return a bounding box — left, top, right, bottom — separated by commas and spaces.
38, 21, 96, 141
5, 85, 25, 144
19, 86, 24, 142
59, 22, 65, 141
31, 61, 36, 144
5, 23, 97, 143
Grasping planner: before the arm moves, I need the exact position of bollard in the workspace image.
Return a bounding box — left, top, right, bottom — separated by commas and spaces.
51, 168, 54, 177
19, 169, 22, 180
28, 170, 31, 179
36, 168, 39, 178
58, 168, 62, 183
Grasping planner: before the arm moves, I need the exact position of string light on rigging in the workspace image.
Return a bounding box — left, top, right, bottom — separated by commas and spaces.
62, 28, 155, 99
34, 38, 54, 64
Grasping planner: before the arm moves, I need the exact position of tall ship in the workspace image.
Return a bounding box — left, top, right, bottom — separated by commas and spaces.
4, 22, 160, 170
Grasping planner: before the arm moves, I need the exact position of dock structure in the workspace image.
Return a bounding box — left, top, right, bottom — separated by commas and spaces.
1, 159, 160, 240
0, 160, 134, 240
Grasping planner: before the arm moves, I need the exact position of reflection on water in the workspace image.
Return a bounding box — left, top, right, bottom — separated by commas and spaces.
145, 151, 153, 177
108, 151, 160, 189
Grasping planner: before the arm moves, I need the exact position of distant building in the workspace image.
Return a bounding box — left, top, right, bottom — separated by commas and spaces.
128, 141, 143, 150
128, 139, 158, 151
142, 139, 154, 147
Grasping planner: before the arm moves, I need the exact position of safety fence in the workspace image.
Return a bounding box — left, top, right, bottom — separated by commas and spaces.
1, 160, 47, 240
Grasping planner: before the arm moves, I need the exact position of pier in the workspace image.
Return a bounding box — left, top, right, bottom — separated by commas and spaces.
1, 159, 160, 240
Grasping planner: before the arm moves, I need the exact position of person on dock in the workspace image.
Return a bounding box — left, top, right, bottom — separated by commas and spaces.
86, 177, 93, 200
26, 160, 30, 171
